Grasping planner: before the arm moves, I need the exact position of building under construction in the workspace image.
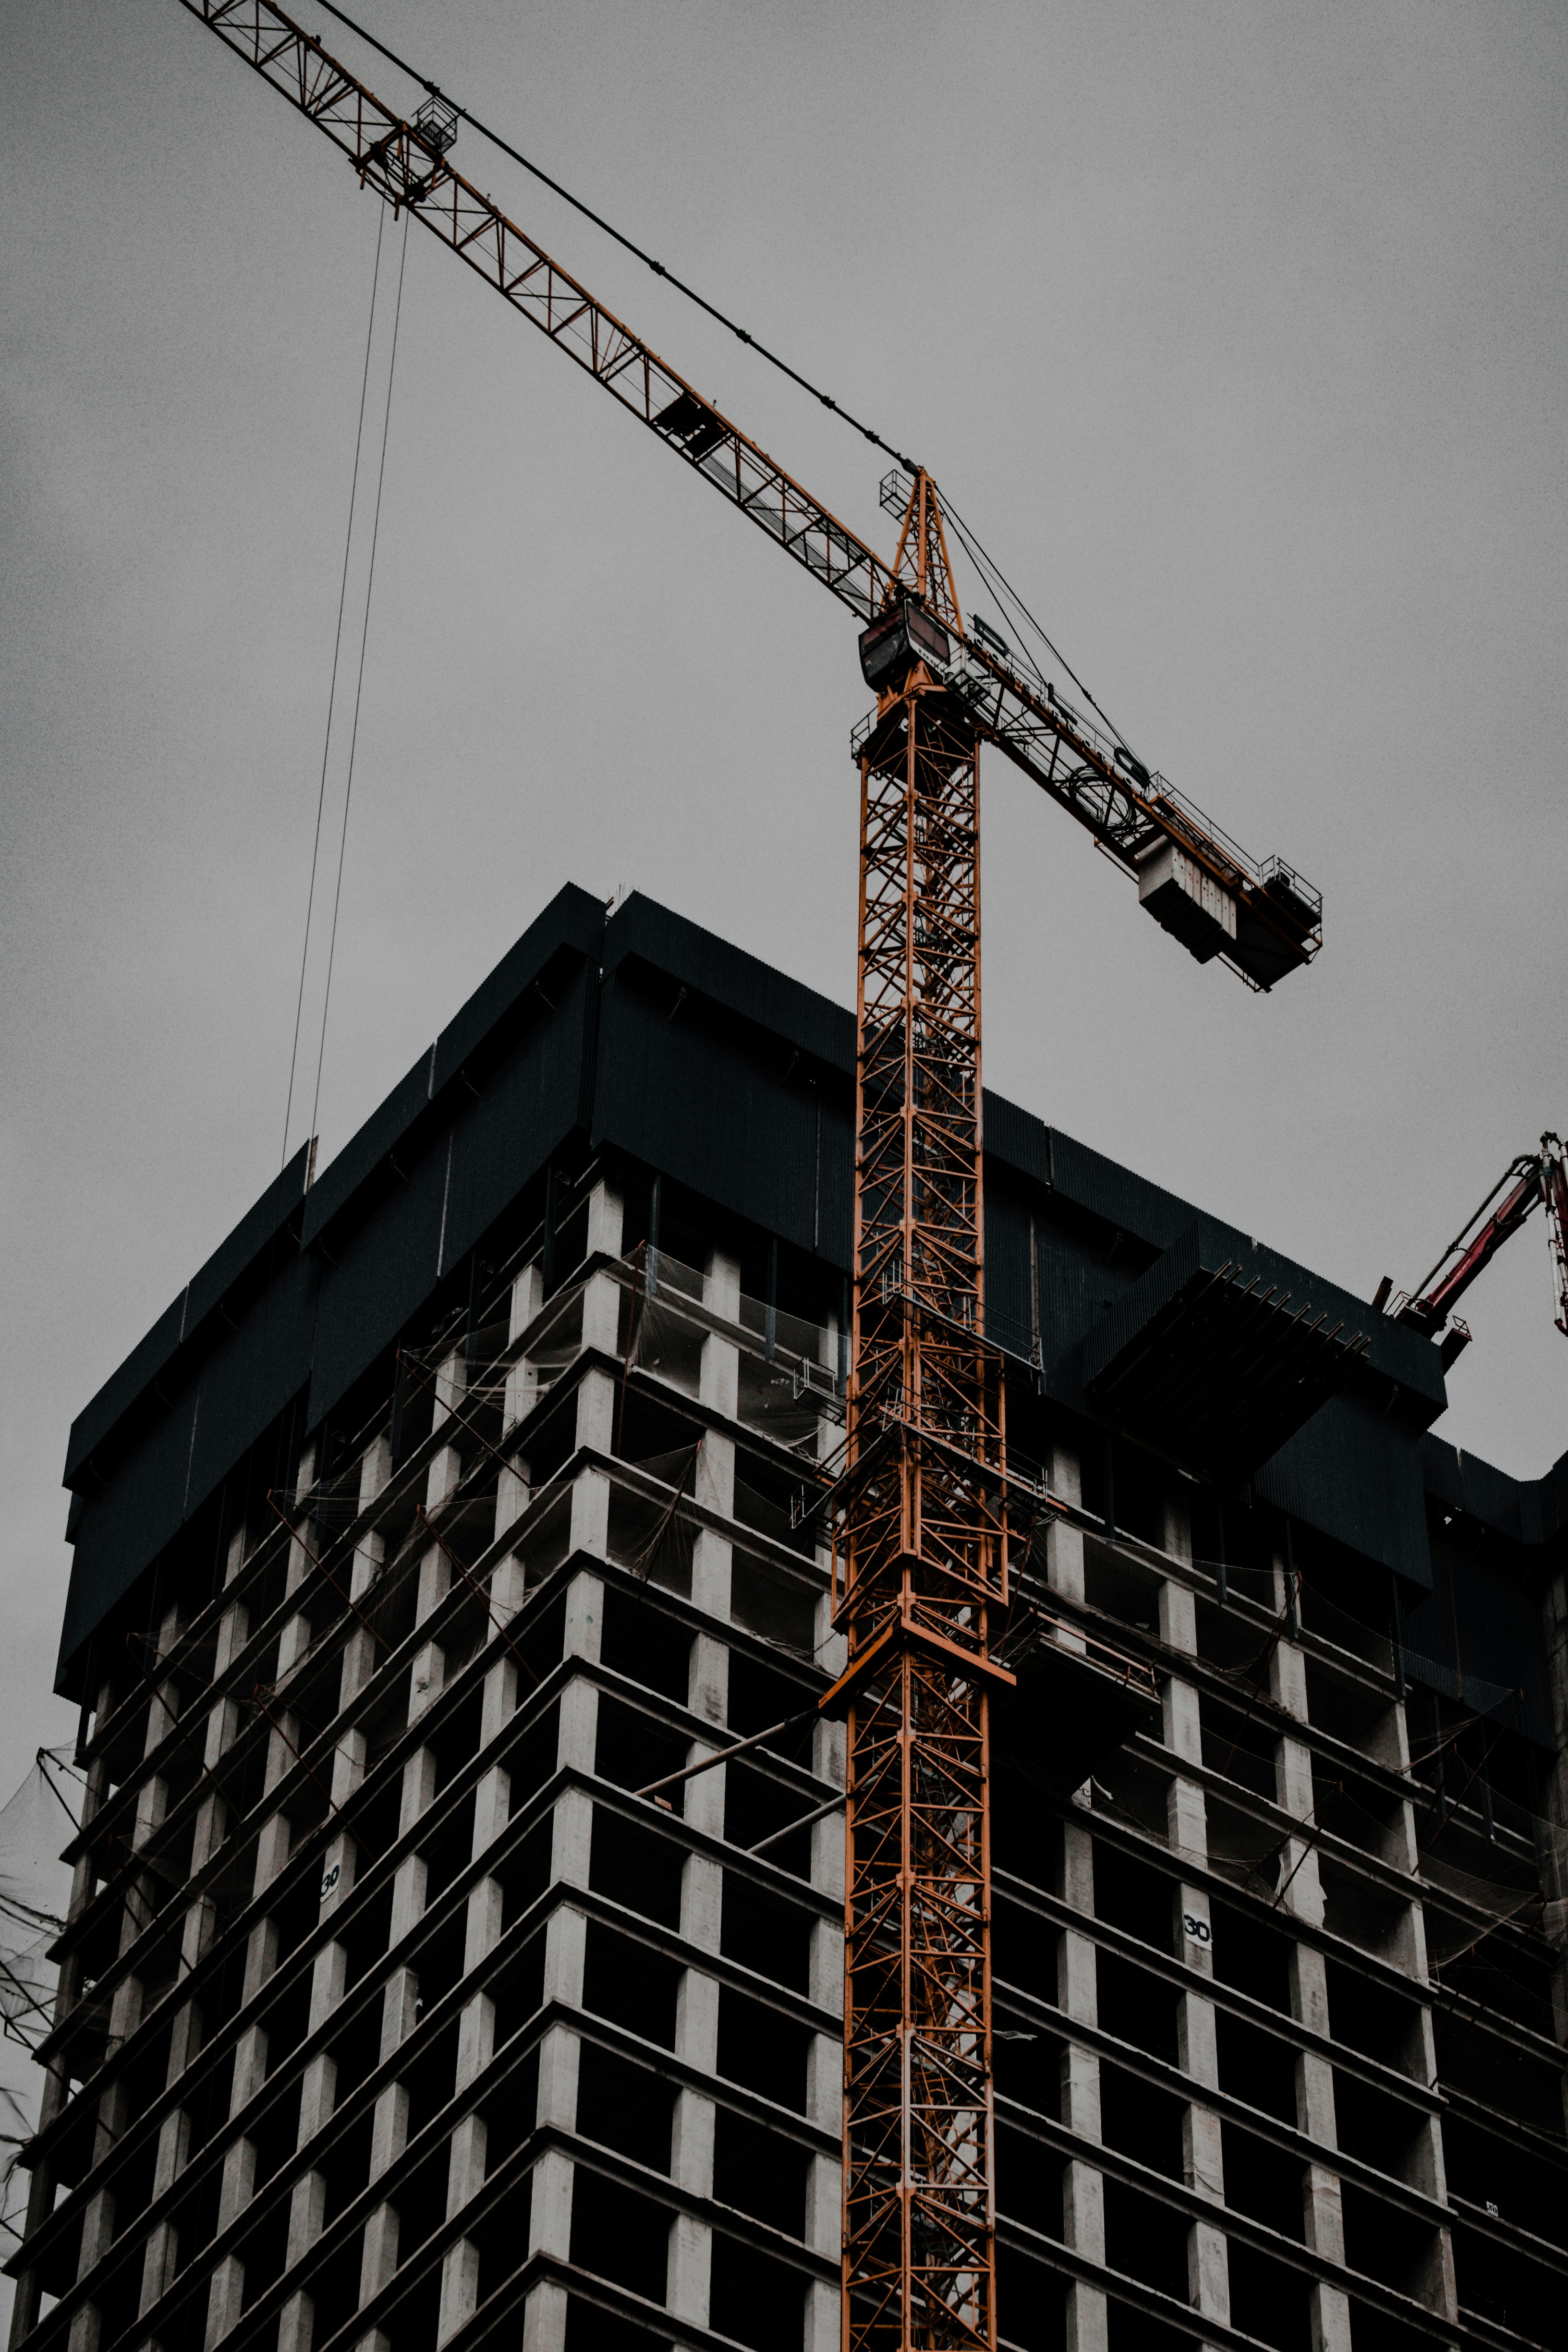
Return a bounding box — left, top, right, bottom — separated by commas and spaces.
8, 885, 1568, 2352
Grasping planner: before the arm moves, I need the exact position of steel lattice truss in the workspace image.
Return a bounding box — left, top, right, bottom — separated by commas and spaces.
837, 483, 1008, 2347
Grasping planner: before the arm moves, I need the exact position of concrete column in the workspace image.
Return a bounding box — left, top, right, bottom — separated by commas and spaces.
1161, 1497, 1228, 2344
586, 1179, 623, 1262
1056, 1818, 1106, 2352
1364, 1682, 1460, 2318
581, 1267, 621, 1358
1044, 1434, 1089, 1654
1267, 1596, 1352, 2352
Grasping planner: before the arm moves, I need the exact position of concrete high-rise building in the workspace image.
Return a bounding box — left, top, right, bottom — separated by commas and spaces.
9, 887, 1567, 2352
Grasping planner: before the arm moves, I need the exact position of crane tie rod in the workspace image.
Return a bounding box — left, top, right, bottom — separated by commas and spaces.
308, 0, 920, 476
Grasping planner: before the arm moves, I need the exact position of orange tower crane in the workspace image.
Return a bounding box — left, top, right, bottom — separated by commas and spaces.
169, 10, 1325, 2344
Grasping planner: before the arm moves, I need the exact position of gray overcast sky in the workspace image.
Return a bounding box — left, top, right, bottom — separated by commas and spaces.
2, 0, 1566, 1801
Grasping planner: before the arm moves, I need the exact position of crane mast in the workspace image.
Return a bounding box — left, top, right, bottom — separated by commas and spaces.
168, 11, 1325, 2346
829, 476, 1005, 2347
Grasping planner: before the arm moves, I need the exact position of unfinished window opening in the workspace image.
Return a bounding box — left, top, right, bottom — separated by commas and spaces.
729, 1556, 815, 1658
717, 1986, 809, 2112
594, 1697, 688, 1806
712, 2105, 807, 2237
1214, 2009, 1298, 2127
993, 2240, 1067, 2352
1442, 2110, 1568, 2248
1331, 2069, 1429, 2184
723, 1755, 820, 1867
992, 2020, 1067, 2121
576, 2037, 674, 2174
235, 2194, 291, 2310
429, 1691, 486, 1797
403, 2017, 460, 2142
588, 1807, 684, 1931
1451, 2212, 1558, 2339
326, 2004, 384, 2113
321, 2105, 375, 2227
488, 1936, 546, 2050
1224, 2238, 1313, 2352
582, 1922, 681, 2052
1096, 1949, 1178, 2068
1100, 2174, 1189, 2304
1097, 2059, 1184, 2182
341, 1883, 396, 1995
1219, 2119, 1304, 2242
250, 2076, 303, 2194
1339, 2181, 1445, 2303
422, 1789, 476, 1910
567, 2166, 669, 2302
727, 1651, 811, 1740
598, 1584, 691, 1707
299, 2229, 365, 2351
720, 1873, 814, 1994
561, 2292, 667, 2350
396, 2145, 451, 2265
1089, 1842, 1172, 1953
707, 2231, 807, 2352
990, 1891, 1057, 2011
992, 2118, 1060, 2241
476, 2049, 537, 2174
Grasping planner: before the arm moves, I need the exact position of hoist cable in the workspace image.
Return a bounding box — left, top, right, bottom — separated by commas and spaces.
280, 200, 386, 1171
305, 0, 919, 475
308, 205, 410, 1150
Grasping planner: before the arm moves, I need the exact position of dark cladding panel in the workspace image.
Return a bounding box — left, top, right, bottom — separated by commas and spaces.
1047, 1128, 1200, 1255
302, 1054, 435, 1249
304, 1130, 452, 1436
1404, 1528, 1553, 1746
65, 1144, 312, 1485
592, 963, 829, 1260
437, 958, 597, 1276
58, 1382, 202, 1674
604, 894, 854, 1075
186, 1253, 318, 1505
430, 882, 604, 1094
981, 1094, 1051, 1191
984, 1184, 1036, 1366
1255, 1393, 1433, 1590
306, 968, 593, 1433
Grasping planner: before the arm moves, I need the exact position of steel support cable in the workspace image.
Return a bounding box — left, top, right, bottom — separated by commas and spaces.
309, 201, 410, 1152
939, 488, 1140, 761
281, 200, 387, 1171
303, 0, 919, 477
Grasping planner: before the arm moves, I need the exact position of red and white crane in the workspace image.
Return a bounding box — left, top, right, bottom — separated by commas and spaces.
1376, 1134, 1568, 1367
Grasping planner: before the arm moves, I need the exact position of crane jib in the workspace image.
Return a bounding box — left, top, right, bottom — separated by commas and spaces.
180, 0, 1321, 994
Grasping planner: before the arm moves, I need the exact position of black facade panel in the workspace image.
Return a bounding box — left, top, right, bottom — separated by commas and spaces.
604, 895, 854, 1076
1404, 1527, 1554, 1745
301, 1054, 435, 1251
1254, 1392, 1433, 1590
983, 1182, 1037, 1366
980, 1095, 1051, 1191
593, 962, 837, 1262
430, 882, 605, 1095
304, 1126, 453, 1438
64, 1146, 312, 1484
1047, 1129, 1200, 1255
59, 1379, 202, 1676
435, 959, 598, 1287
186, 1252, 319, 1507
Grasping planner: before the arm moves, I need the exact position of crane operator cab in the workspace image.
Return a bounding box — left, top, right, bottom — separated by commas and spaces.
859, 596, 951, 695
